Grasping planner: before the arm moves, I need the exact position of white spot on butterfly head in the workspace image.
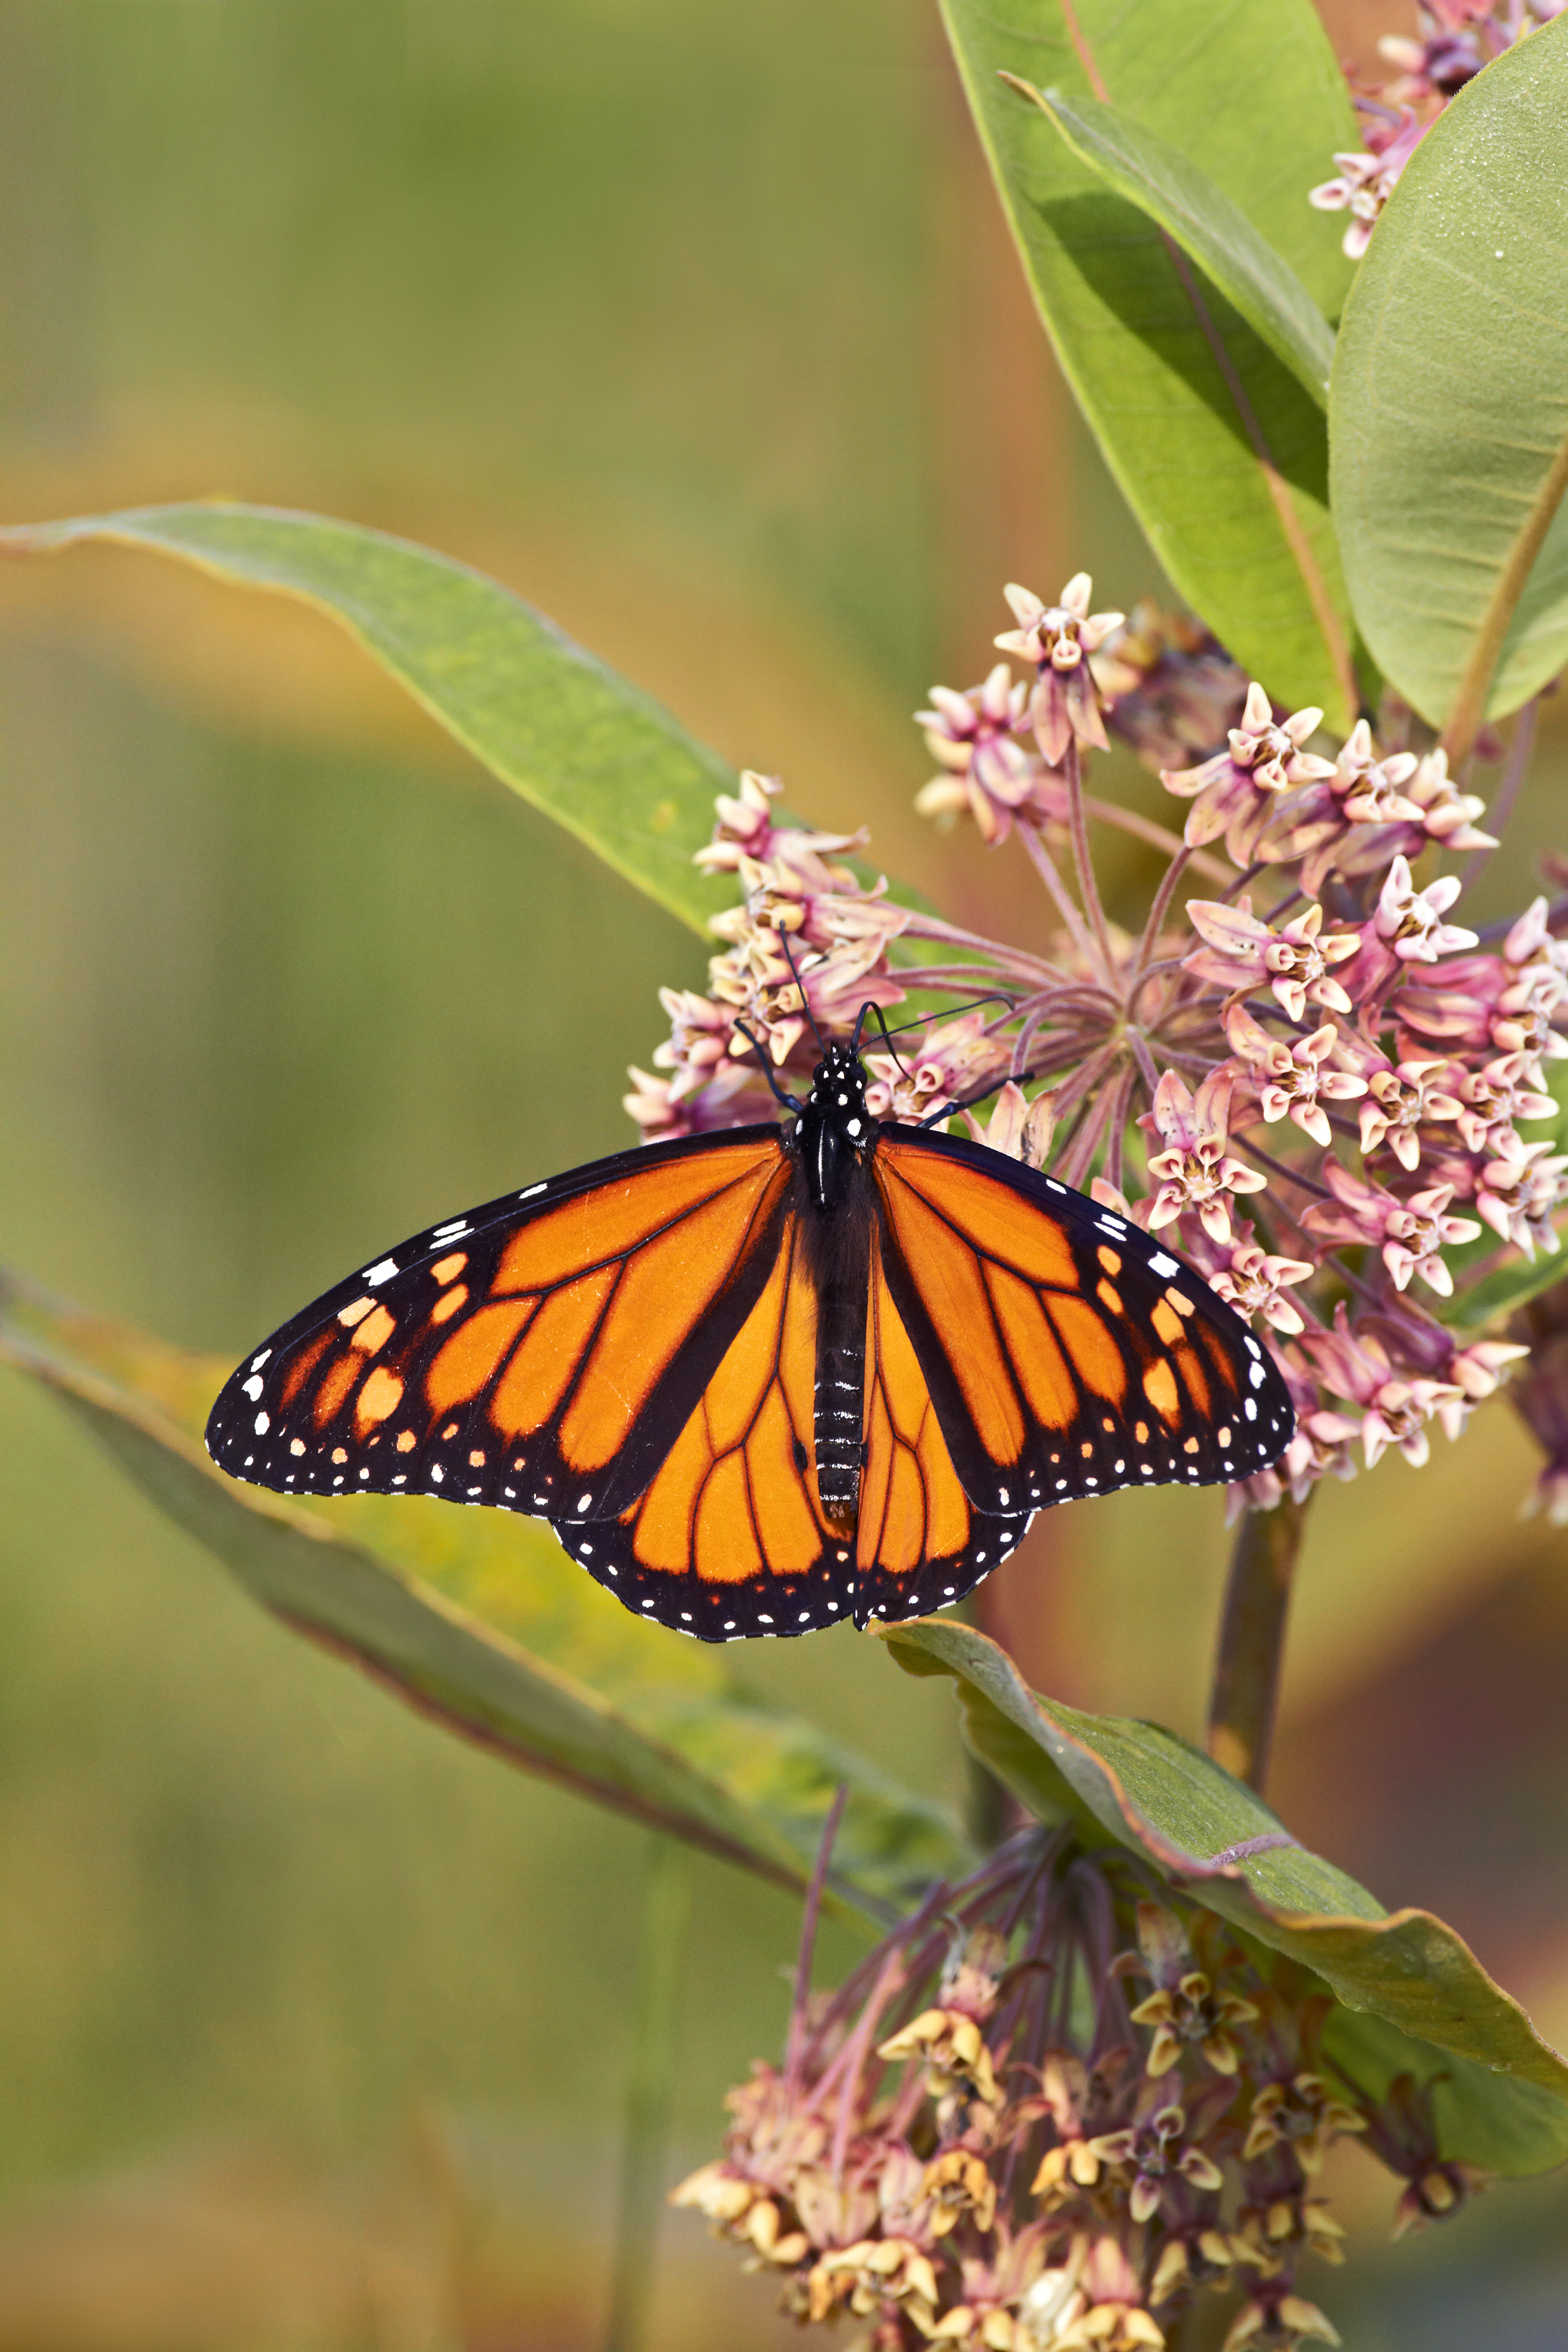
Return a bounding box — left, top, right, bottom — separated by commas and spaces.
363, 1259, 398, 1286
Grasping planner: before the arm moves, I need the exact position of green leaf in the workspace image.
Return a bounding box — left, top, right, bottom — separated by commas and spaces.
882, 1617, 1568, 2174
0, 503, 739, 937
1012, 86, 1335, 409
1332, 15, 1568, 750
939, 0, 1359, 724
0, 1268, 974, 1923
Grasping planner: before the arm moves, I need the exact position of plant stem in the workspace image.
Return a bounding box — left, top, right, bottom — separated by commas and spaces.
1205, 1493, 1311, 1792
603, 1835, 692, 2352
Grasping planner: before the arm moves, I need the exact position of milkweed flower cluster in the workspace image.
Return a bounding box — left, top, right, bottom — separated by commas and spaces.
629, 566, 1566, 1522
1308, 0, 1564, 257
674, 1830, 1481, 2350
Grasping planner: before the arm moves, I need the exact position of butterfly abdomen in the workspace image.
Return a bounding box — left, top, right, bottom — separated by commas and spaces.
789, 1044, 878, 1530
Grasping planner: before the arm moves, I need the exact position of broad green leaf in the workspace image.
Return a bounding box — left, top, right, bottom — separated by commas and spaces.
940, 0, 1359, 724
0, 504, 738, 937
1013, 86, 1334, 409
0, 1268, 973, 1923
883, 1618, 1568, 2174
1332, 16, 1568, 749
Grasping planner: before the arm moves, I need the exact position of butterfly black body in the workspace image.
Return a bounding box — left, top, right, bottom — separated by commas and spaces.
790, 1041, 878, 1523
206, 1042, 1295, 1641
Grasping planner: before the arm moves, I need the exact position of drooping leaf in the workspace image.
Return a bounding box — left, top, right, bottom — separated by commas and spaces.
0, 504, 738, 937
939, 0, 1359, 723
883, 1617, 1568, 2173
1012, 86, 1334, 408
0, 1268, 973, 1922
1332, 15, 1568, 749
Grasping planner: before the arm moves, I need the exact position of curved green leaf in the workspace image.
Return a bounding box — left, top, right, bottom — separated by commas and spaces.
939, 0, 1358, 723
1014, 86, 1334, 408
0, 504, 738, 936
0, 1269, 973, 1923
883, 1617, 1568, 2174
1332, 15, 1568, 749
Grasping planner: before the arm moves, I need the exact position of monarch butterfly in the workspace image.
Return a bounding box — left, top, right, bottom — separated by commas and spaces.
205, 1028, 1293, 1640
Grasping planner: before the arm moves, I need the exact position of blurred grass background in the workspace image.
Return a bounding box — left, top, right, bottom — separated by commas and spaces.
0, 0, 1565, 2343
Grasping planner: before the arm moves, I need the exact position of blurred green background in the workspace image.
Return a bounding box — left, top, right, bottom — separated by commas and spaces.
0, 0, 1565, 2343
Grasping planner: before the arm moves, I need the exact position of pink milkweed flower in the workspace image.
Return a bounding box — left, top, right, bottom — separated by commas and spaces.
1373, 855, 1480, 964
1141, 1068, 1267, 1244
864, 1011, 1013, 1125
1303, 1308, 1465, 1468
1401, 747, 1498, 851
1474, 1140, 1568, 1259
1334, 718, 1423, 825
1302, 1159, 1482, 1295
1184, 897, 1359, 1021
1225, 1005, 1367, 1146
1447, 1049, 1558, 1156
993, 573, 1125, 764
1185, 1220, 1315, 1335
1162, 683, 1337, 866
1356, 1057, 1465, 1172
1089, 600, 1249, 773
963, 1076, 1057, 1167
1308, 111, 1425, 258
914, 665, 1067, 846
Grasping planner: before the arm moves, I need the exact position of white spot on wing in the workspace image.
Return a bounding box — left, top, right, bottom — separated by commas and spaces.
243, 1375, 264, 1401
519, 1181, 547, 1199
363, 1259, 398, 1285
1148, 1252, 1178, 1277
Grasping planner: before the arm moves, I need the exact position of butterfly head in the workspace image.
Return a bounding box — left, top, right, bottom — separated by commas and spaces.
793, 1039, 875, 1212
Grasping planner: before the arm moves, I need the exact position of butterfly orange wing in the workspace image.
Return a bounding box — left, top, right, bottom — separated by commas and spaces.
205, 1126, 797, 1534
871, 1124, 1293, 1515
558, 1207, 1031, 1636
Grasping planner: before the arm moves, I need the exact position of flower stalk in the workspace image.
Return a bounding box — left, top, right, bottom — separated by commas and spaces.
1204, 1496, 1311, 1793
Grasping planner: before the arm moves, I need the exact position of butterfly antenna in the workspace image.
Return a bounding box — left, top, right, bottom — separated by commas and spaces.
776, 927, 829, 1057
858, 999, 913, 1081
871, 991, 1018, 1046
733, 1021, 800, 1111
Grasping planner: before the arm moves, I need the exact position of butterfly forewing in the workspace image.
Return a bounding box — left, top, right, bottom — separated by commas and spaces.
205, 1127, 794, 1519
872, 1126, 1293, 1513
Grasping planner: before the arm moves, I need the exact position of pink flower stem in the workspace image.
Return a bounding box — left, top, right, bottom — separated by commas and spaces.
1123, 1025, 1162, 1098
1459, 695, 1538, 895
1242, 1138, 1335, 1202
899, 910, 1065, 984
1062, 739, 1121, 985
1131, 846, 1191, 983
1018, 819, 1117, 992
1080, 791, 1231, 886
1057, 1066, 1122, 1191
1206, 1492, 1312, 1792
1124, 956, 1190, 1021
1100, 1064, 1138, 1197
786, 1785, 849, 2091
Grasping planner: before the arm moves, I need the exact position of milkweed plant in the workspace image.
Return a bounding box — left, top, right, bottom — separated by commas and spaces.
3, 2, 1568, 2349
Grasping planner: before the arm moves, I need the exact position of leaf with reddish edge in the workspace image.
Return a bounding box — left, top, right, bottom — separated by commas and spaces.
939, 0, 1359, 724
881, 1615, 1568, 2174
0, 1267, 974, 1925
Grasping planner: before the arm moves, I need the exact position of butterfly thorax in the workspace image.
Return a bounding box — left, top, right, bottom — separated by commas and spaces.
789, 1044, 878, 1531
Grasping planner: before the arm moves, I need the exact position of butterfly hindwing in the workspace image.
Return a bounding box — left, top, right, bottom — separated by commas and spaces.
872, 1126, 1293, 1512
204, 1126, 795, 1520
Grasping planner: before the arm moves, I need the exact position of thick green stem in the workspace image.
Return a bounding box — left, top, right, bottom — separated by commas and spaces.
603, 1835, 692, 2352
1205, 1493, 1310, 1793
